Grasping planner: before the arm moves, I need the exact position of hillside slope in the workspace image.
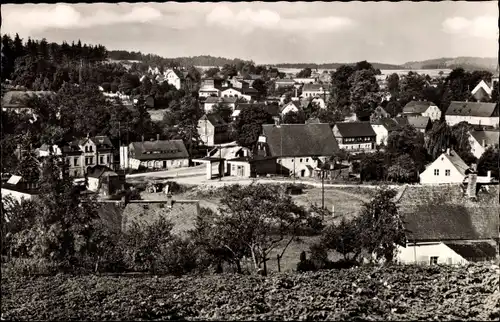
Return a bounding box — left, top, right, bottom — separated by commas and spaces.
2, 264, 498, 321
403, 57, 498, 71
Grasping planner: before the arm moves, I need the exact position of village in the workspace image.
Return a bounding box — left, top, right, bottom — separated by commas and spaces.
1, 2, 499, 321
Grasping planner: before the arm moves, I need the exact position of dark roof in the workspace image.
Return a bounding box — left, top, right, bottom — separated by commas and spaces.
88, 136, 114, 150
470, 130, 499, 147
86, 165, 118, 178
407, 116, 431, 130
397, 185, 499, 241
403, 101, 436, 114
200, 113, 227, 126
446, 101, 498, 117
333, 122, 376, 137
444, 242, 497, 261
372, 118, 401, 131
130, 140, 189, 161
236, 103, 279, 117
394, 117, 409, 127
261, 123, 339, 157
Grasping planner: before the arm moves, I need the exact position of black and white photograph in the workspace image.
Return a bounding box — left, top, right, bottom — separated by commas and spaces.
1, 1, 499, 320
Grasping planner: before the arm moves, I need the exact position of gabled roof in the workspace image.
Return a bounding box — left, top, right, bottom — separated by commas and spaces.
397, 184, 499, 241
302, 83, 328, 92
280, 101, 301, 113
261, 123, 339, 157
470, 130, 499, 147
372, 118, 401, 132
333, 122, 376, 137
88, 136, 114, 150
439, 150, 470, 176
471, 80, 492, 96
130, 140, 189, 161
407, 116, 431, 130
445, 101, 498, 117
402, 101, 436, 114
6, 175, 22, 185
200, 113, 227, 126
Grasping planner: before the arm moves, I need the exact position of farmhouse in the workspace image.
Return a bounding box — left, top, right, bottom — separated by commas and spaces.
402, 101, 441, 122
119, 139, 189, 170
255, 123, 339, 177
371, 118, 401, 146
468, 129, 499, 159
395, 183, 499, 265
419, 149, 469, 185
197, 114, 231, 147
332, 122, 377, 153
445, 101, 499, 127
220, 87, 256, 101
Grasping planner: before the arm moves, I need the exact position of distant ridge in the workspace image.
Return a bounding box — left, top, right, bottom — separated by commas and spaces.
272, 62, 403, 70
402, 57, 498, 72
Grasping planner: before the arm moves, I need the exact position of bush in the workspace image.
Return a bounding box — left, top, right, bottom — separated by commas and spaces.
2, 258, 61, 277
296, 251, 316, 272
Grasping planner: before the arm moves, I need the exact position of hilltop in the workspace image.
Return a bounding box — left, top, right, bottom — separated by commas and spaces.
2, 264, 498, 320
402, 57, 498, 71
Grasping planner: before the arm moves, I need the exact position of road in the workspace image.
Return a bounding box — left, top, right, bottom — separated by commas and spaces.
126, 167, 401, 189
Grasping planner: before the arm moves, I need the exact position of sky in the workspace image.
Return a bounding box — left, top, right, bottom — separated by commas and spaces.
2, 2, 498, 65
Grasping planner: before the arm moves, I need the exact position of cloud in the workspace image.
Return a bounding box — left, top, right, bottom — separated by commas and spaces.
2, 4, 163, 35
205, 6, 354, 34
442, 16, 498, 39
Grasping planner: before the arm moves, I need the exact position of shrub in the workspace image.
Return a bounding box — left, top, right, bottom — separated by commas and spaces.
296, 251, 317, 272
2, 258, 60, 277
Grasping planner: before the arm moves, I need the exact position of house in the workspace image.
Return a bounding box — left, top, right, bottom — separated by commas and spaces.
203, 96, 239, 113
232, 103, 280, 123
280, 101, 302, 116
445, 101, 499, 127
1, 175, 40, 204
468, 129, 500, 159
148, 66, 161, 75
371, 118, 401, 146
230, 77, 249, 89
39, 136, 115, 178
220, 87, 257, 102
311, 97, 326, 109
2, 91, 55, 114
86, 165, 124, 197
198, 86, 221, 99
332, 122, 377, 153
119, 139, 189, 170
301, 83, 330, 99
255, 123, 340, 177
407, 116, 432, 133
395, 183, 499, 265
97, 196, 200, 236
197, 114, 231, 147
471, 80, 493, 102
370, 106, 391, 122
419, 149, 470, 184
226, 156, 278, 178
162, 69, 191, 91
402, 101, 441, 122
293, 77, 317, 84
275, 78, 296, 89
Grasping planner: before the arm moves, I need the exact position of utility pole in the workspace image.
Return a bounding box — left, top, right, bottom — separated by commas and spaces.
322, 168, 325, 209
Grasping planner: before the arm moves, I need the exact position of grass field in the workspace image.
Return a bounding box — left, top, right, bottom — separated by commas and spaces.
140, 186, 374, 273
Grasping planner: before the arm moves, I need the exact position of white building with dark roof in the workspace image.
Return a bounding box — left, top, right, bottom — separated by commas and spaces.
119, 139, 189, 170
402, 101, 441, 121
468, 129, 500, 159
445, 101, 499, 127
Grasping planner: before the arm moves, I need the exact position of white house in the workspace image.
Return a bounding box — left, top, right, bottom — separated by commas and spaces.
471, 80, 493, 102
255, 123, 340, 178
371, 118, 401, 146
311, 97, 326, 109
468, 130, 500, 159
402, 101, 441, 122
163, 69, 183, 90
395, 184, 499, 265
301, 84, 330, 99
120, 139, 189, 170
445, 101, 499, 127
198, 86, 221, 98
280, 101, 301, 115
419, 149, 469, 184
203, 96, 238, 113
293, 77, 317, 84
220, 88, 252, 102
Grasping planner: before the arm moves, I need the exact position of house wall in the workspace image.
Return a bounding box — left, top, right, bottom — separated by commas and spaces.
165, 70, 182, 90
277, 156, 325, 177
419, 154, 465, 184
445, 115, 499, 127
87, 177, 100, 192
228, 161, 251, 177
198, 120, 215, 146
294, 78, 316, 84
422, 105, 442, 122
371, 124, 390, 146
199, 88, 220, 98
469, 135, 486, 159
138, 158, 189, 169
396, 242, 467, 265
302, 91, 328, 99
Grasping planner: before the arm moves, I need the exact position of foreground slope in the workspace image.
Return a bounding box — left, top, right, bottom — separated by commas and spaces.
2, 264, 499, 321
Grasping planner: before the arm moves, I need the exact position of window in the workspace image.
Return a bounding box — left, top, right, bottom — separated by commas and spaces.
300, 158, 303, 163
306, 158, 309, 162
73, 158, 78, 166
85, 146, 88, 152
99, 156, 104, 164
445, 169, 450, 176
434, 169, 439, 176
430, 256, 438, 265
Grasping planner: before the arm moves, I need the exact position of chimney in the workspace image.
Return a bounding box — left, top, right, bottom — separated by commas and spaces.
482, 139, 486, 147
467, 164, 478, 200
157, 134, 160, 141
166, 193, 173, 208
446, 148, 450, 155
487, 170, 491, 179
